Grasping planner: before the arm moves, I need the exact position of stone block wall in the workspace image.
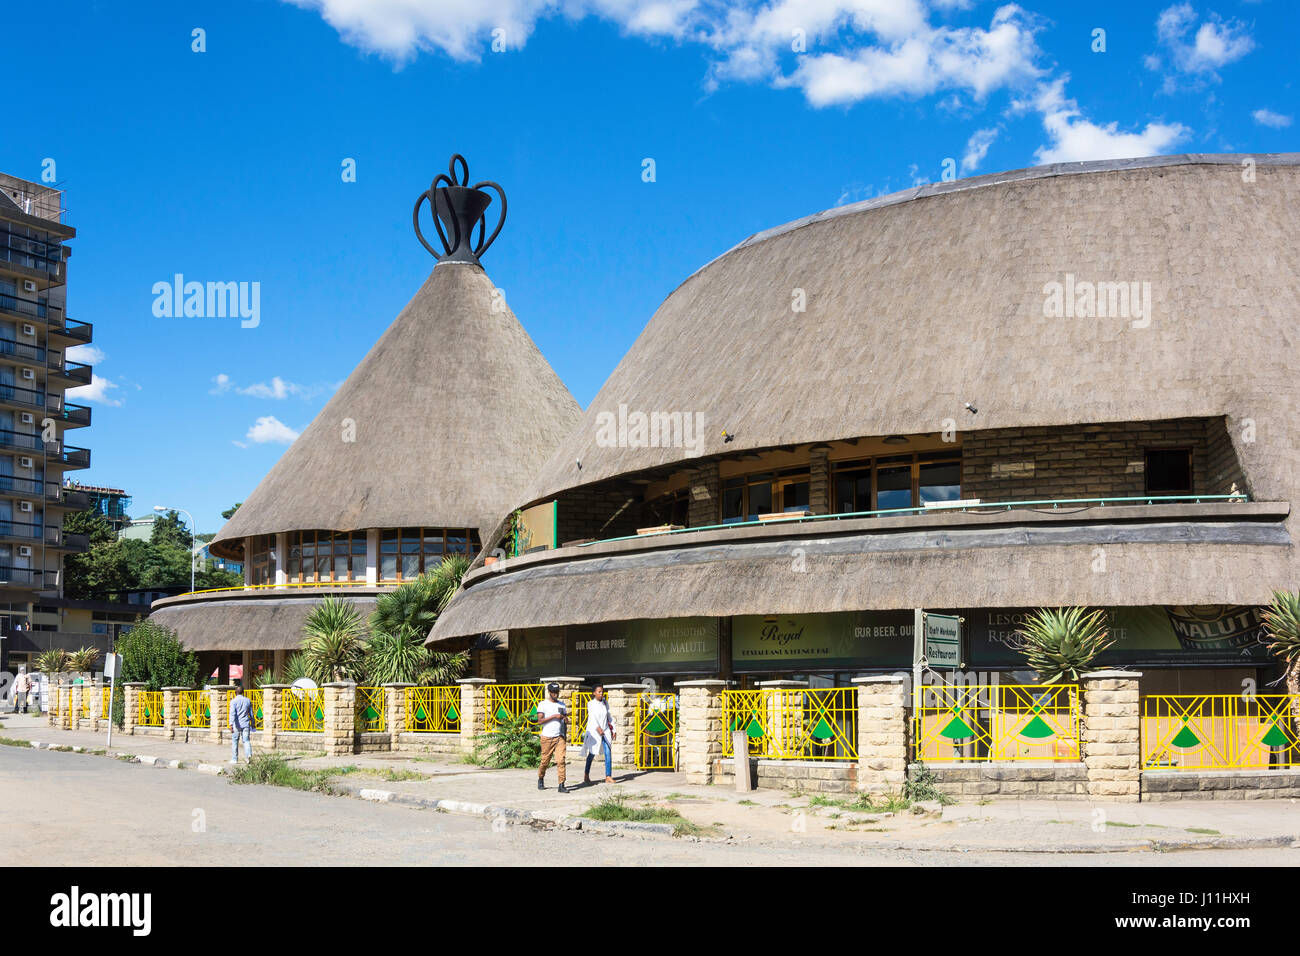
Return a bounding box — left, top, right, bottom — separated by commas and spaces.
917, 762, 1089, 798
1143, 769, 1300, 800
962, 417, 1244, 502
855, 675, 908, 793
687, 462, 720, 528
678, 680, 728, 785
713, 759, 858, 794
1082, 671, 1142, 801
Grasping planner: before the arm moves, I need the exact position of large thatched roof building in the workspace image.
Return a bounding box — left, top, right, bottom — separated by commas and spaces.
430, 154, 1298, 694
152, 157, 580, 679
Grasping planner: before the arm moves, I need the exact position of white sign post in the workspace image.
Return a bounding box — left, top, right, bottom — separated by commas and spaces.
104, 653, 122, 748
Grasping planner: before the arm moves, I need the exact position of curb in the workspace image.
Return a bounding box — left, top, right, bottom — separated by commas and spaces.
329, 782, 677, 837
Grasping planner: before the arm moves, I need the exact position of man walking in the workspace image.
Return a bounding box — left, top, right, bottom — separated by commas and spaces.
535, 682, 569, 793
229, 683, 254, 764
11, 668, 30, 714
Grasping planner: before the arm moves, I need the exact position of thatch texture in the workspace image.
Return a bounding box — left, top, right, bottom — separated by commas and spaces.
431, 507, 1292, 640
151, 593, 381, 651
521, 155, 1300, 523
210, 262, 580, 557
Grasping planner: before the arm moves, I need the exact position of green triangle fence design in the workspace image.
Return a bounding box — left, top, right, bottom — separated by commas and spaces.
1261, 719, 1290, 748
745, 718, 765, 739
313, 705, 324, 723
1018, 714, 1056, 739
1170, 723, 1201, 749
939, 712, 975, 741
810, 716, 835, 740
414, 705, 428, 722
362, 706, 379, 721
495, 704, 511, 721
644, 713, 670, 735
445, 703, 459, 722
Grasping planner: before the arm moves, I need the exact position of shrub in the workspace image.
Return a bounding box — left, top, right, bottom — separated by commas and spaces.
115, 619, 198, 691
471, 712, 541, 769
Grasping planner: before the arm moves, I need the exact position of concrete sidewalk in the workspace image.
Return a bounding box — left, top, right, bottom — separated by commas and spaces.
5, 713, 1300, 854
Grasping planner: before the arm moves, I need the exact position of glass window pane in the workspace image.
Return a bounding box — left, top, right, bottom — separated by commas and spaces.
381, 554, 397, 579
748, 482, 772, 519
722, 481, 744, 522
424, 529, 443, 552
302, 555, 315, 579
784, 481, 809, 511
402, 530, 420, 554
334, 553, 349, 578
835, 476, 856, 513
919, 462, 961, 505
876, 465, 912, 510
446, 532, 466, 554
351, 535, 366, 555
381, 530, 398, 554
402, 554, 419, 578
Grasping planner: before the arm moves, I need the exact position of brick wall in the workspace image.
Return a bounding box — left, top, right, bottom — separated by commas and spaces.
687, 462, 720, 528
962, 417, 1244, 502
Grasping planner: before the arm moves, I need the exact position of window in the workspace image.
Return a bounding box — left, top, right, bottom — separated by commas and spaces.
380, 528, 482, 581
287, 530, 366, 583
1145, 448, 1193, 495
249, 534, 275, 586
721, 469, 809, 523
832, 451, 962, 514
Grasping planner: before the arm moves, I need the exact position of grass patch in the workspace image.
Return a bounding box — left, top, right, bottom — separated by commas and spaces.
580, 794, 716, 837
737, 799, 758, 806
228, 754, 337, 794
365, 768, 428, 782
809, 792, 911, 814
1185, 827, 1220, 835
0, 736, 34, 748
1104, 820, 1140, 828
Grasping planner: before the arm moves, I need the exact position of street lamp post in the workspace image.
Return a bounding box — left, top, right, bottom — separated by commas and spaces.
153, 505, 198, 593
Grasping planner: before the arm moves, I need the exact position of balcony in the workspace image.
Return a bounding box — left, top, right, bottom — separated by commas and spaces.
0, 475, 44, 499
49, 317, 91, 343
0, 567, 54, 588
0, 383, 47, 413
0, 428, 43, 453
0, 518, 45, 542
48, 485, 90, 509
0, 338, 45, 364
0, 291, 56, 323
51, 443, 90, 468
46, 528, 88, 552
50, 360, 91, 386
57, 402, 90, 427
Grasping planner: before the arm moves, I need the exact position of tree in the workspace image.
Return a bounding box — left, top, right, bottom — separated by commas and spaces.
63, 509, 117, 546
221, 503, 242, 520
150, 510, 192, 551
364, 558, 471, 685
116, 619, 199, 691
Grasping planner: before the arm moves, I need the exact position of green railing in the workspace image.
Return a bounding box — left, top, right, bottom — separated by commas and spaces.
577, 494, 1250, 547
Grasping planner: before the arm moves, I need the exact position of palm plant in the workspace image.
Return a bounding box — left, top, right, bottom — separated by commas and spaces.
301, 597, 367, 683
35, 648, 69, 675
1011, 607, 1115, 684
68, 645, 100, 673
1262, 590, 1300, 733
364, 558, 472, 685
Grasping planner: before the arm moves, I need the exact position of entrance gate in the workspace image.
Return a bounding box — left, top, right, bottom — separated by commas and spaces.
635, 693, 677, 770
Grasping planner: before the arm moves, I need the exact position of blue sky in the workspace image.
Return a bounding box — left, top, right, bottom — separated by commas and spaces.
3, 0, 1293, 534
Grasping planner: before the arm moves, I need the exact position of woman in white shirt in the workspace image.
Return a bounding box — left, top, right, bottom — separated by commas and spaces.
582, 684, 616, 785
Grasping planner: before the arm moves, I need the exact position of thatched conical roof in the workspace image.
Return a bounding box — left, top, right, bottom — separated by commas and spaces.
210, 261, 580, 556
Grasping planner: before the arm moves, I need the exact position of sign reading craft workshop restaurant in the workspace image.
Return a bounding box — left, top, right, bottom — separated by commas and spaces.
918, 611, 963, 669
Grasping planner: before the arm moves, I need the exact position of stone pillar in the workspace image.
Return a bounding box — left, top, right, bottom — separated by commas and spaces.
457, 678, 494, 752
757, 680, 807, 751
678, 679, 730, 785
854, 674, 909, 794
161, 687, 185, 741
123, 682, 144, 735
385, 683, 414, 750
687, 462, 720, 528
809, 445, 831, 514
89, 681, 104, 730
322, 682, 356, 756
209, 684, 234, 743
1082, 670, 1143, 802
604, 684, 643, 769
540, 676, 584, 711
45, 678, 56, 726
261, 685, 287, 750
57, 683, 70, 730
69, 683, 83, 731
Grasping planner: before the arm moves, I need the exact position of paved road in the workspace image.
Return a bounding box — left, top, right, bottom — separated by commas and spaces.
4, 746, 1299, 866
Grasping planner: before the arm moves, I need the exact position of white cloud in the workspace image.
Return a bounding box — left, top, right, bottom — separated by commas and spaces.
244, 416, 300, 444
961, 125, 998, 172
67, 344, 105, 365
1147, 3, 1254, 90
1252, 108, 1293, 129
236, 376, 303, 399
287, 0, 1044, 108
68, 374, 124, 407
1032, 77, 1190, 164
210, 373, 232, 395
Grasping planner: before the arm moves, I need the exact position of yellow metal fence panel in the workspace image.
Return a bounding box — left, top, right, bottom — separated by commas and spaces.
721, 688, 858, 761
101, 687, 111, 716
280, 688, 324, 732
1142, 695, 1300, 770
568, 692, 591, 745
405, 686, 462, 733
137, 691, 163, 727
179, 690, 211, 729
912, 683, 1080, 762
80, 690, 90, 719
354, 687, 387, 733
486, 683, 544, 733
225, 689, 265, 731
635, 693, 677, 769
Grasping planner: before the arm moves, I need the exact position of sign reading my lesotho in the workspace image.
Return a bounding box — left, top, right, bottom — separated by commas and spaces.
922, 613, 962, 668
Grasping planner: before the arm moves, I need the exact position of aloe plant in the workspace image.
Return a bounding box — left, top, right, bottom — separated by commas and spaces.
68, 645, 100, 673
1012, 607, 1115, 684
35, 648, 69, 675
1262, 590, 1300, 733
301, 596, 367, 683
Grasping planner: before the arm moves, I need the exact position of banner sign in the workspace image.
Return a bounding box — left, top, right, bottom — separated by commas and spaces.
566, 618, 718, 675
922, 612, 963, 669
507, 627, 565, 679
732, 612, 913, 671
514, 500, 558, 555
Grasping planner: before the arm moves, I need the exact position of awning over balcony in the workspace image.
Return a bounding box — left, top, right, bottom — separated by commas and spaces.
152, 593, 382, 651
428, 503, 1294, 643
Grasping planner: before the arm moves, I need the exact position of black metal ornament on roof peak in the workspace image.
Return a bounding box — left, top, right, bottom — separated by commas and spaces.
413, 154, 507, 265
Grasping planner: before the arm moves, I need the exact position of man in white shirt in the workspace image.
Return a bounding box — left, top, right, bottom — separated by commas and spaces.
535, 682, 569, 793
